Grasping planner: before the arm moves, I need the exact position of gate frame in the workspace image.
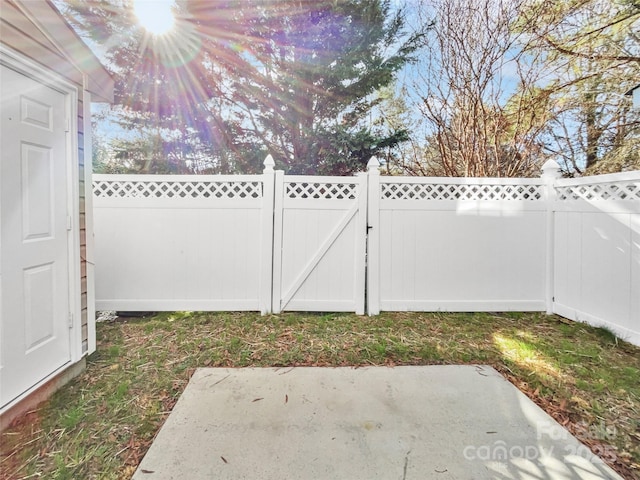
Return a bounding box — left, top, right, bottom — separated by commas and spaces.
271, 171, 368, 314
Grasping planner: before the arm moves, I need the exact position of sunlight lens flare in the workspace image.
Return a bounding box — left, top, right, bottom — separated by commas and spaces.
133, 0, 176, 35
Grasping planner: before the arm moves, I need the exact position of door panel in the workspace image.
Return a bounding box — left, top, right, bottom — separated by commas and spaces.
22, 143, 55, 240
24, 263, 56, 351
1, 64, 71, 407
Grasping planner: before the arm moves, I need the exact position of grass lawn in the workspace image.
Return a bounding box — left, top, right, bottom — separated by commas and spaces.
1, 311, 639, 479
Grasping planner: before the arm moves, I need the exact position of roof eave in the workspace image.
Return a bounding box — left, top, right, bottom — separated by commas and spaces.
15, 0, 114, 103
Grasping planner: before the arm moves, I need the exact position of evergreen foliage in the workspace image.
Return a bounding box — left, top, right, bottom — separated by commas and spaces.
64, 0, 420, 174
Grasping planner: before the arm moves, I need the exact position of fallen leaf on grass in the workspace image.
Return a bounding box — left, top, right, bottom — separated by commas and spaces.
558, 398, 568, 412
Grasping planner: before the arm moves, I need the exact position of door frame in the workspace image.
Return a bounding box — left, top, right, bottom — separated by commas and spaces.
0, 45, 82, 407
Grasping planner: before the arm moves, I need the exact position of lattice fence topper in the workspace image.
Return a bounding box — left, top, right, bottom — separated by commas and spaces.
285, 182, 358, 199
93, 179, 263, 199
380, 182, 544, 201
556, 181, 640, 201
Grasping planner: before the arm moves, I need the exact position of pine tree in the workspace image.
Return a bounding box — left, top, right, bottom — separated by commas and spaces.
63, 0, 421, 174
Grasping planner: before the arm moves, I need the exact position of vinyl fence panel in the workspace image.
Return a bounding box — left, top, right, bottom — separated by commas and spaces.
93, 173, 274, 313
367, 175, 548, 314
553, 173, 640, 345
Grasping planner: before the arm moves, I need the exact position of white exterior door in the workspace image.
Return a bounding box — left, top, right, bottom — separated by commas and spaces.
0, 64, 72, 407
272, 175, 368, 314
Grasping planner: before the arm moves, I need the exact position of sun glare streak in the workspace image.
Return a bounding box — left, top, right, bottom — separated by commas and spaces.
134, 0, 176, 35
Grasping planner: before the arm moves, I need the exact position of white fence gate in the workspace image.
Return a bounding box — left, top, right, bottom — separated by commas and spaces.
93, 158, 640, 346
272, 174, 367, 314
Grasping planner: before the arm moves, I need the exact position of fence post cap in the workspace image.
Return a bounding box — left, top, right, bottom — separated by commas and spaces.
541, 159, 561, 178
367, 157, 380, 173
263, 154, 275, 172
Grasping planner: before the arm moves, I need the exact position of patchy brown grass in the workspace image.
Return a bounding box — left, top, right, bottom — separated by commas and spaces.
1, 311, 639, 479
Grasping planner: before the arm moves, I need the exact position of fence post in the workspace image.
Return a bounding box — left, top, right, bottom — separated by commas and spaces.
541, 160, 562, 315
354, 171, 368, 315
366, 157, 381, 315
271, 167, 285, 314
260, 155, 276, 314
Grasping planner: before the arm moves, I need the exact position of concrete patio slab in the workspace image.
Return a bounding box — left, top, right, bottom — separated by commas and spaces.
133, 366, 622, 479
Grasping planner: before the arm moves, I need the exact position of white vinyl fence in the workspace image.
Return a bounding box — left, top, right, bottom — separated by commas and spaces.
93, 158, 640, 346
93, 168, 274, 314
366, 173, 548, 314
552, 173, 640, 345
